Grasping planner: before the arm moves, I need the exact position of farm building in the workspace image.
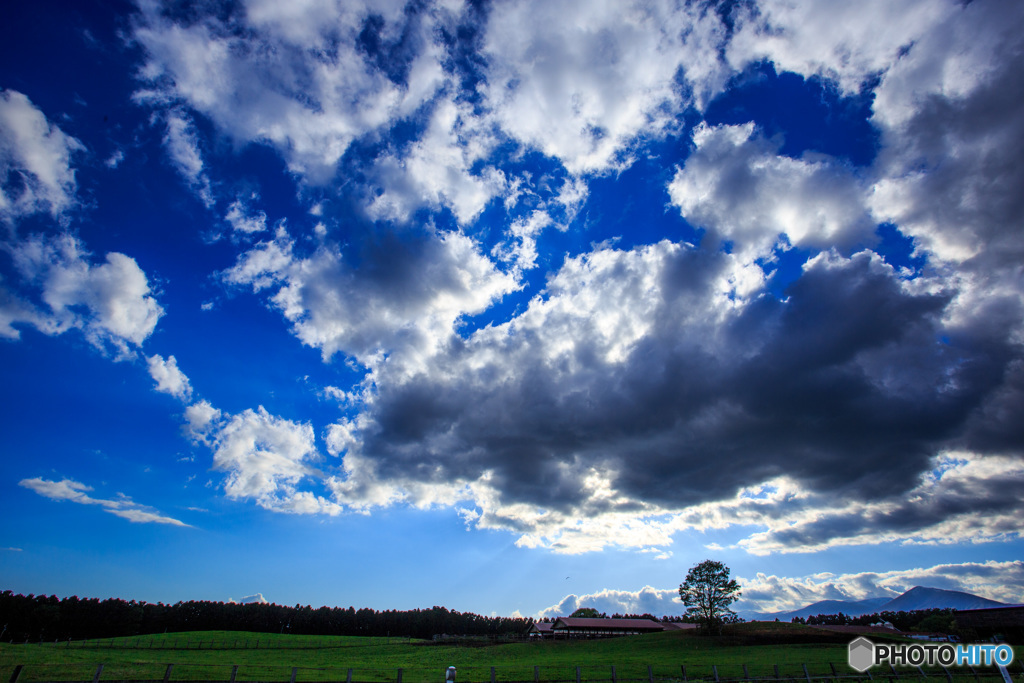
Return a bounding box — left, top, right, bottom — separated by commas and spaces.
532, 617, 696, 639
955, 604, 1024, 641
527, 621, 554, 638
552, 617, 665, 638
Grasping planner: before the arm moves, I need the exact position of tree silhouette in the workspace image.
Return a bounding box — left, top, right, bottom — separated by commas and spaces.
678, 560, 741, 634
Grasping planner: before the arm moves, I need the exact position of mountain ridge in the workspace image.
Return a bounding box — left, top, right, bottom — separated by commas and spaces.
742, 586, 1009, 621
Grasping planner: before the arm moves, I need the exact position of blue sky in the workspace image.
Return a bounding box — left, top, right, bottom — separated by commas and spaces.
2, 0, 1023, 620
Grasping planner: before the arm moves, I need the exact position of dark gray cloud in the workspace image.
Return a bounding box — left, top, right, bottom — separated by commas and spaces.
347, 244, 1002, 521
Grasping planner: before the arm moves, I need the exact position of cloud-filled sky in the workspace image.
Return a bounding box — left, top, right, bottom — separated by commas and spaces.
2, 0, 1023, 618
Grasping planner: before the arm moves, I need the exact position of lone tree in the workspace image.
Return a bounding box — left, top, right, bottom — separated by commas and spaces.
678, 560, 741, 634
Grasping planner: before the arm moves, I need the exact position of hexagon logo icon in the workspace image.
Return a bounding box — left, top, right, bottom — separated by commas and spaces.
848, 637, 875, 672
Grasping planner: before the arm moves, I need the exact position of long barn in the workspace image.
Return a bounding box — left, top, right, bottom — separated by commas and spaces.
539, 617, 695, 638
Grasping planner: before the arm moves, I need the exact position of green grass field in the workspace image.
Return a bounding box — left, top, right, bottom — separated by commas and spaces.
0, 625, 1016, 683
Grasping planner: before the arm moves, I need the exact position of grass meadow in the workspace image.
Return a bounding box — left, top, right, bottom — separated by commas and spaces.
0, 624, 1015, 683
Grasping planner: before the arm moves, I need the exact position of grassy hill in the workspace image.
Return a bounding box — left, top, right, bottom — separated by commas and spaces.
0, 624, 1009, 683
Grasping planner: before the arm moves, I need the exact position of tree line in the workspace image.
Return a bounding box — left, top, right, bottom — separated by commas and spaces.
790, 608, 956, 632
0, 591, 533, 642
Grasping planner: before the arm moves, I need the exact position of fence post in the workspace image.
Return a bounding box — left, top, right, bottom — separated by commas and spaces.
535, 666, 540, 683
163, 664, 174, 683
774, 665, 781, 680
347, 669, 353, 683
680, 665, 687, 682
230, 665, 238, 683
491, 667, 496, 683
713, 665, 720, 683
939, 665, 952, 683
803, 664, 811, 683
612, 666, 617, 683
93, 664, 104, 683
9, 665, 23, 683
576, 666, 581, 683
399, 668, 404, 683
648, 665, 654, 683
830, 663, 839, 683
743, 665, 750, 680
291, 667, 298, 683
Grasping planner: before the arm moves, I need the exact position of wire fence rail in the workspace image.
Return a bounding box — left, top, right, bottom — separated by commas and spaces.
4, 661, 1023, 683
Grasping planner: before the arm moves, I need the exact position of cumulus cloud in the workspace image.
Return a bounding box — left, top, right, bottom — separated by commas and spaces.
536, 560, 1024, 618
726, 0, 958, 95
19, 477, 190, 527
0, 89, 83, 222
367, 98, 505, 226
5, 233, 163, 355
147, 354, 193, 400
224, 197, 268, 234
868, 0, 1024, 269
537, 585, 680, 620
310, 239, 1015, 553
186, 401, 341, 515
481, 0, 729, 174
223, 225, 518, 369
669, 122, 874, 260
738, 560, 1024, 614
132, 0, 449, 184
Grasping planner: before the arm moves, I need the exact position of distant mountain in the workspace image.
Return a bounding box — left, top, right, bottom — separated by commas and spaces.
881, 586, 1006, 612
745, 586, 1007, 622
744, 596, 890, 621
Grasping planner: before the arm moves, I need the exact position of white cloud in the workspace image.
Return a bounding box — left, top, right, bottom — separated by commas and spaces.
867, 0, 1024, 268
223, 225, 518, 369
732, 452, 1024, 556
184, 399, 222, 444
19, 477, 190, 527
536, 560, 1024, 619
481, 0, 730, 174
132, 0, 445, 185
105, 149, 124, 169
738, 560, 1024, 614
537, 585, 681, 619
726, 0, 959, 96
147, 354, 193, 400
7, 233, 163, 355
187, 402, 342, 516
491, 210, 553, 272
225, 197, 268, 234
0, 89, 84, 222
162, 110, 214, 207
367, 98, 505, 226
668, 122, 874, 261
